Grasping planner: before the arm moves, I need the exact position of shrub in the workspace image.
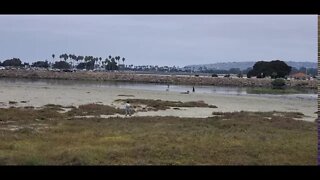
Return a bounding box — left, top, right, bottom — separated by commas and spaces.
271, 78, 286, 89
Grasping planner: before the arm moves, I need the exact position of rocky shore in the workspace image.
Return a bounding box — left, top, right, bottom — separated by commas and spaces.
0, 69, 317, 89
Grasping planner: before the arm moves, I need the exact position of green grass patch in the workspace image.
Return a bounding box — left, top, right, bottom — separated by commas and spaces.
0, 107, 316, 165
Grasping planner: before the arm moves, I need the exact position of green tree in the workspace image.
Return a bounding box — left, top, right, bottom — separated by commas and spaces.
2, 58, 23, 67
59, 54, 68, 61
53, 61, 71, 70
105, 58, 118, 71
76, 56, 84, 64
84, 56, 93, 70
32, 60, 49, 68
247, 60, 291, 78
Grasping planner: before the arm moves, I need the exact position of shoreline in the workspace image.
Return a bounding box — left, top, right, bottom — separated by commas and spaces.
0, 78, 317, 121
0, 69, 317, 89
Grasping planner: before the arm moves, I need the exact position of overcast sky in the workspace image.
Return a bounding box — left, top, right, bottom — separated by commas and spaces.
0, 15, 317, 66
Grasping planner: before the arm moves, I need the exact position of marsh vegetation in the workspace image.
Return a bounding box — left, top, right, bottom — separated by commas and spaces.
0, 104, 316, 165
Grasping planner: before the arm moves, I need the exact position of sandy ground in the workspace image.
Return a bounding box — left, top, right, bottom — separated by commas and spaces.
0, 80, 317, 121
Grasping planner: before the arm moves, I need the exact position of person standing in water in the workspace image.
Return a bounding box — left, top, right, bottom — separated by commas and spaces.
166, 84, 170, 91
192, 86, 195, 92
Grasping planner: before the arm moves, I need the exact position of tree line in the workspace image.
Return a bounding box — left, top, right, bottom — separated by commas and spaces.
52, 53, 126, 70
0, 54, 127, 71
0, 58, 317, 78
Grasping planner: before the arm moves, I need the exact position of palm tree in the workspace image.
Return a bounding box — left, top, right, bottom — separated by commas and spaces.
99, 57, 102, 68
115, 56, 119, 65
105, 58, 110, 70
122, 57, 125, 64
51, 54, 55, 68
84, 56, 90, 70
64, 54, 68, 62
59, 54, 62, 61
69, 54, 74, 68
102, 61, 105, 69
93, 57, 98, 70
78, 56, 84, 63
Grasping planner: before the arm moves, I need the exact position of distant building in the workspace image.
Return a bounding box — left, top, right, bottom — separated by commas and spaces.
290, 72, 307, 80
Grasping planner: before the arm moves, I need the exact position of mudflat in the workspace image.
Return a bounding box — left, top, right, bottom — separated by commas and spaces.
0, 78, 316, 121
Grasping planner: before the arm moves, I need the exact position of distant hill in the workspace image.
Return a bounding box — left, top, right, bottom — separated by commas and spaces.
184, 61, 317, 71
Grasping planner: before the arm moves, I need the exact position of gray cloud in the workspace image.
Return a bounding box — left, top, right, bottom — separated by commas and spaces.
0, 15, 317, 66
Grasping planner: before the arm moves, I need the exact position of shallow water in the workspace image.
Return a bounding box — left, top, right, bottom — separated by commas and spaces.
0, 77, 317, 121
0, 78, 316, 100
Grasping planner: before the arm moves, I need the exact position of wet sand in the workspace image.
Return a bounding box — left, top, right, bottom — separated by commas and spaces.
0, 79, 317, 121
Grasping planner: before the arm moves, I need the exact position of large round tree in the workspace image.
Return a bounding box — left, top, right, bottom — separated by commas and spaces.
247, 60, 291, 78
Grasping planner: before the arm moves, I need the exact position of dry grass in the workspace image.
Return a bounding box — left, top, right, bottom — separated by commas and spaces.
0, 105, 316, 165
67, 103, 125, 116
0, 107, 63, 123
115, 99, 217, 111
